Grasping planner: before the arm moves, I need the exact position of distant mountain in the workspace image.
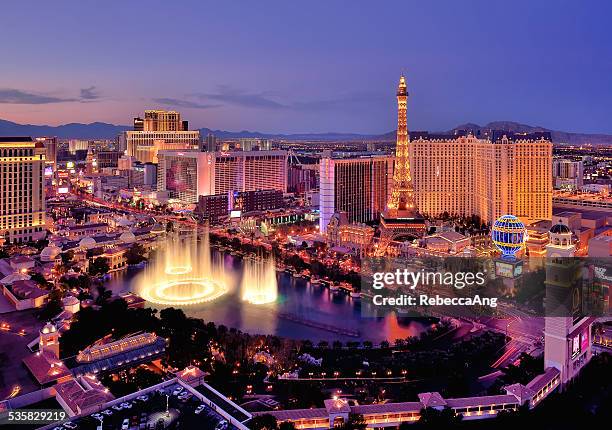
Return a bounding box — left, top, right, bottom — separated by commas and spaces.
380, 121, 612, 145
0, 119, 130, 139
198, 127, 374, 141
450, 121, 612, 145
1, 118, 611, 144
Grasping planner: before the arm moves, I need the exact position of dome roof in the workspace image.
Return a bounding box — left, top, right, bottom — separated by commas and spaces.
41, 322, 56, 334
40, 245, 61, 261
151, 223, 165, 234
79, 237, 97, 248
119, 231, 136, 243
62, 296, 79, 306
550, 224, 571, 234
116, 217, 133, 227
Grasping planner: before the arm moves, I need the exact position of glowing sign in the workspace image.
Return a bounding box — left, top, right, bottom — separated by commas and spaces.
230, 210, 241, 218
495, 262, 513, 278
58, 187, 69, 194
581, 329, 589, 352
571, 335, 580, 359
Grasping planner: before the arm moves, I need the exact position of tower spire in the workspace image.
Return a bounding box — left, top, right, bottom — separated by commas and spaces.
376, 75, 426, 256
387, 75, 415, 212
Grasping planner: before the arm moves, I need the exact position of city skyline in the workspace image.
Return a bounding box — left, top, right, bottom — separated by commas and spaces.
1, 0, 612, 134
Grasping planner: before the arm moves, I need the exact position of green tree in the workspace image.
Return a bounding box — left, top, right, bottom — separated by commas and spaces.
60, 250, 74, 266
415, 407, 462, 428
249, 414, 278, 430
278, 421, 296, 430
95, 285, 112, 305
89, 257, 110, 276
125, 243, 147, 265
37, 289, 64, 320
337, 413, 367, 430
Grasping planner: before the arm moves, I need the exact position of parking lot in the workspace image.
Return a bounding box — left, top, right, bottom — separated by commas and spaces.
51, 383, 237, 430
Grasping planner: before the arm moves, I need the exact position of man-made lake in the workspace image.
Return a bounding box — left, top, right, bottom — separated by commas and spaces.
106, 252, 429, 343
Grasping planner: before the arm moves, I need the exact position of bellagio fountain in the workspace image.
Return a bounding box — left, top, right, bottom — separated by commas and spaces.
135, 225, 278, 307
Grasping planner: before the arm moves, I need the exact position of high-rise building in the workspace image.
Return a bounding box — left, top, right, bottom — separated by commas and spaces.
411, 130, 552, 224
143, 110, 185, 131
543, 228, 594, 387
201, 133, 217, 152
553, 159, 584, 190
123, 110, 200, 163
239, 138, 272, 151
133, 116, 144, 131
157, 150, 287, 203
68, 139, 89, 154
36, 137, 57, 170
0, 137, 46, 243
157, 151, 214, 203
96, 150, 121, 168
211, 150, 287, 196
319, 154, 394, 233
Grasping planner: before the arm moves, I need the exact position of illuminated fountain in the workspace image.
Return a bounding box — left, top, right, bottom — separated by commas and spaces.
241, 255, 278, 305
136, 226, 231, 306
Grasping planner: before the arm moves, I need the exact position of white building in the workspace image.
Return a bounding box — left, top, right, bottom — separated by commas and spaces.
319, 154, 394, 233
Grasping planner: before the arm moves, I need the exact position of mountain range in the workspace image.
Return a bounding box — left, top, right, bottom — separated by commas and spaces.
1, 118, 611, 145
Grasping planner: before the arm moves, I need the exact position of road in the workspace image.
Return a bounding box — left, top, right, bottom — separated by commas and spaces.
476, 315, 544, 368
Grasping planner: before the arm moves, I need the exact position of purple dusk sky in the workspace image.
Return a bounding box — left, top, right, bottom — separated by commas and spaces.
1, 0, 611, 134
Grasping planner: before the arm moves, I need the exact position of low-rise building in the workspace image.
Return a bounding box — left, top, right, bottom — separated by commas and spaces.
2, 279, 49, 310
588, 229, 612, 257
424, 231, 471, 254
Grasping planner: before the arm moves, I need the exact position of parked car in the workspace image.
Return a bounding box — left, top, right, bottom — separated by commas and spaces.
172, 387, 184, 396
195, 405, 206, 415
136, 395, 149, 402
112, 404, 123, 411
101, 410, 113, 416
214, 420, 228, 430
63, 422, 77, 429
121, 418, 129, 430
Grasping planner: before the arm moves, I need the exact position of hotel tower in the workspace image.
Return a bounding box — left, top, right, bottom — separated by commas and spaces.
0, 137, 46, 243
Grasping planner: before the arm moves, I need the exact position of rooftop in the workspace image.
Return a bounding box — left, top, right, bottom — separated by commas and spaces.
0, 136, 34, 142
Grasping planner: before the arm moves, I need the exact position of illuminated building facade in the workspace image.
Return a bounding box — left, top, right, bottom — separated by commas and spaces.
217, 150, 287, 195
319, 154, 393, 233
123, 110, 199, 163
68, 139, 89, 154
157, 151, 214, 203
377, 77, 426, 253
0, 137, 46, 243
124, 130, 200, 163
553, 159, 584, 190
543, 226, 594, 387
36, 137, 57, 170
157, 150, 287, 203
142, 109, 186, 132
326, 212, 375, 257
411, 130, 552, 224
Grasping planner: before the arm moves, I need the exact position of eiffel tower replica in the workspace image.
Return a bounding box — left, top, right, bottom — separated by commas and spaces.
376, 76, 426, 255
